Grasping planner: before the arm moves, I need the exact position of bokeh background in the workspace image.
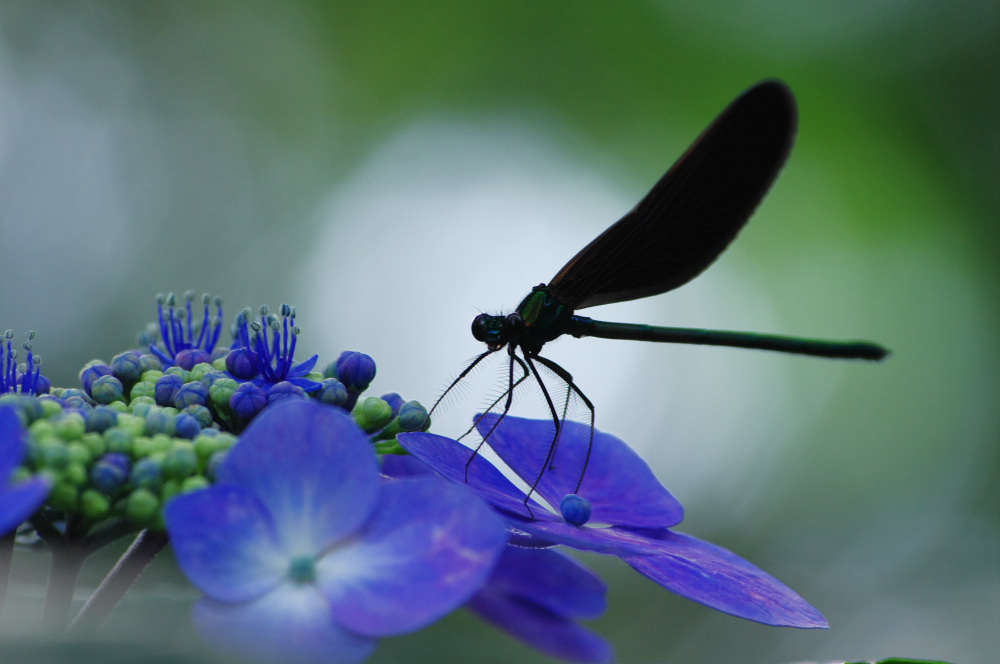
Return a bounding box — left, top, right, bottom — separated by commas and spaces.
1, 2, 997, 663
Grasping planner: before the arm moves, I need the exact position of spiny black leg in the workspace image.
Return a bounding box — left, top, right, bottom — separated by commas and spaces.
464, 348, 529, 481
427, 348, 496, 427
533, 354, 596, 495
521, 351, 566, 512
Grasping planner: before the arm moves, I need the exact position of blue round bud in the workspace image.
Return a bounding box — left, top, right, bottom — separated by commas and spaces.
267, 381, 307, 405
397, 400, 429, 432
559, 494, 593, 526
154, 374, 184, 407
86, 406, 119, 433
138, 354, 162, 372
80, 363, 113, 394
175, 413, 202, 439
199, 370, 228, 389
380, 392, 404, 416
315, 379, 349, 409
144, 409, 176, 436
131, 458, 162, 491
336, 351, 376, 391
111, 352, 144, 384
175, 348, 211, 370
90, 375, 124, 405
225, 348, 258, 380
230, 382, 267, 421
173, 381, 209, 409
91, 452, 131, 494
182, 404, 213, 428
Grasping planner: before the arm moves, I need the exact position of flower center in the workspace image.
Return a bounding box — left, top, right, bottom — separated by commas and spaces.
287, 554, 317, 584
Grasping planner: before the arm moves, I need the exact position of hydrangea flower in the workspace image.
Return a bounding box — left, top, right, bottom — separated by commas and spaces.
165, 400, 509, 664
381, 454, 613, 662
146, 292, 225, 369
0, 405, 53, 535
399, 414, 828, 629
226, 305, 321, 392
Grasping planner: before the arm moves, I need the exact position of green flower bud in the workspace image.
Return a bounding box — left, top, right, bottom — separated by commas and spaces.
37, 439, 70, 470
82, 432, 106, 457
81, 489, 111, 520
103, 428, 133, 455
163, 444, 198, 480
353, 397, 393, 433
55, 412, 86, 440
180, 475, 209, 494
126, 488, 159, 524
63, 462, 88, 486
66, 442, 91, 466
49, 481, 79, 510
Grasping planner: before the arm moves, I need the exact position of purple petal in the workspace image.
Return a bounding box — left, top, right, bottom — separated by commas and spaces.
503, 519, 668, 556
0, 406, 27, 479
165, 485, 286, 602
0, 477, 51, 536
287, 353, 320, 377
476, 414, 683, 528
467, 592, 613, 664
318, 476, 508, 636
194, 586, 376, 664
398, 431, 545, 520
218, 401, 380, 553
622, 530, 828, 628
482, 546, 607, 619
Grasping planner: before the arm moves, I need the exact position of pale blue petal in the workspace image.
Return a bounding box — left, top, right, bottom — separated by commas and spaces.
165, 485, 286, 602
194, 585, 377, 664
317, 477, 508, 636
218, 401, 380, 553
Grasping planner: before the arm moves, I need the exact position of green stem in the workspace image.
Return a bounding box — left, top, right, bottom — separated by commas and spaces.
69, 529, 169, 633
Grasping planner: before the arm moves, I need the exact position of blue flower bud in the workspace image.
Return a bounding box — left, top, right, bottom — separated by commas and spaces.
225, 347, 258, 380
154, 374, 184, 407
206, 449, 228, 481
182, 404, 213, 428
230, 382, 267, 421
175, 348, 212, 371
267, 381, 307, 406
138, 353, 163, 373
144, 409, 176, 436
111, 352, 144, 384
91, 452, 131, 494
336, 351, 376, 392
131, 458, 163, 491
175, 413, 202, 439
86, 406, 119, 433
80, 363, 113, 394
315, 379, 349, 409
90, 375, 125, 405
559, 493, 592, 526
173, 381, 209, 409
397, 400, 429, 432
380, 392, 404, 416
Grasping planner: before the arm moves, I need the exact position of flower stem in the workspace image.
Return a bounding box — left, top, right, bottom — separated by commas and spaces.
0, 531, 14, 616
42, 543, 88, 631
69, 529, 169, 632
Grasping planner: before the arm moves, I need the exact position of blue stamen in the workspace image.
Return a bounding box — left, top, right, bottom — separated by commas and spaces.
149, 292, 224, 368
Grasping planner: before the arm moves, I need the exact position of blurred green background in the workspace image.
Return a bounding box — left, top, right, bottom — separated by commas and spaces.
0, 1, 997, 663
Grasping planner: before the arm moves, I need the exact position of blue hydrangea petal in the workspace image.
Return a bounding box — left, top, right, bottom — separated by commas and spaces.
501, 519, 667, 556
218, 401, 380, 553
397, 431, 548, 520
165, 485, 287, 603
0, 477, 51, 536
194, 586, 377, 664
622, 530, 828, 628
466, 592, 613, 664
479, 546, 606, 620
476, 414, 683, 528
317, 476, 509, 637
0, 406, 27, 478
379, 453, 432, 478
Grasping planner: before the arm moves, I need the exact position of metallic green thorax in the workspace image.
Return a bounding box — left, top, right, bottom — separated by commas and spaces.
515, 285, 573, 353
